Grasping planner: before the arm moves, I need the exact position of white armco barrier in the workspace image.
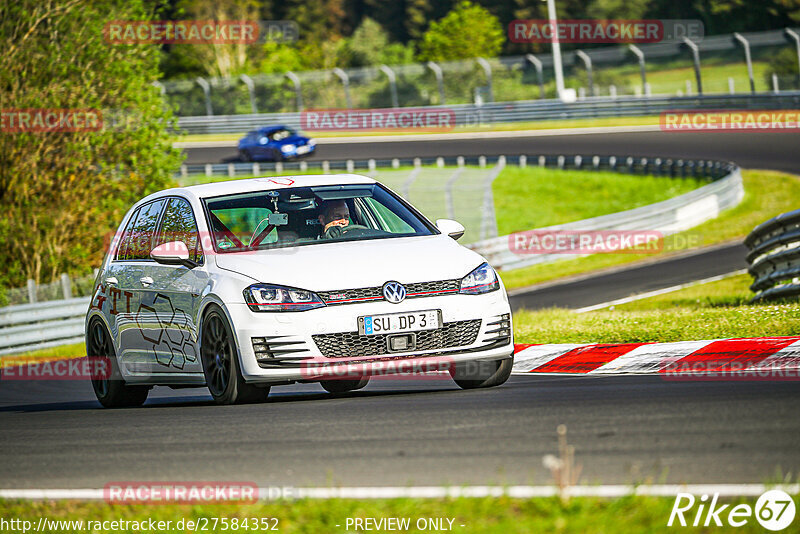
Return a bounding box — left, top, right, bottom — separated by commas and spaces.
469, 167, 744, 271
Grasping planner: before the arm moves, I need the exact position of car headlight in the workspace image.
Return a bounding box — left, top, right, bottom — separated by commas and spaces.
280, 144, 296, 153
459, 262, 499, 295
243, 284, 325, 312
308, 139, 316, 146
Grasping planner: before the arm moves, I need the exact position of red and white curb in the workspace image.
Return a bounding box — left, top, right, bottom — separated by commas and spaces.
511, 336, 800, 376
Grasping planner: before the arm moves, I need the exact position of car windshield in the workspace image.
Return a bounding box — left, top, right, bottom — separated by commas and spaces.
203, 183, 436, 253
269, 128, 294, 141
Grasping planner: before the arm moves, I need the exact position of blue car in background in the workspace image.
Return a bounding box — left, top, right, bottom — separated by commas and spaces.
237, 125, 316, 162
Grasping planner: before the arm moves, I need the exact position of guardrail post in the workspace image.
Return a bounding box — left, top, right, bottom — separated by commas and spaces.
519, 155, 527, 168
346, 160, 354, 172
575, 50, 594, 96
392, 158, 400, 169
609, 85, 617, 98
476, 58, 494, 103
205, 164, 212, 177
733, 33, 755, 94
785, 29, 800, 89
427, 61, 446, 105
525, 54, 545, 99
332, 68, 353, 109
228, 163, 235, 177
379, 65, 399, 108
195, 77, 213, 116
628, 45, 647, 96
285, 72, 303, 111
239, 74, 258, 114
27, 279, 36, 304
773, 74, 780, 93
322, 160, 330, 173
478, 156, 486, 168
681, 37, 703, 95
60, 273, 72, 300
728, 77, 735, 94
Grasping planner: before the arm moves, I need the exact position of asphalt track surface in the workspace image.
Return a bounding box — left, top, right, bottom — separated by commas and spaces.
0, 130, 798, 489
183, 130, 800, 174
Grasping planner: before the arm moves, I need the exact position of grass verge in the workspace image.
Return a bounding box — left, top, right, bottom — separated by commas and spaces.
500, 169, 800, 291
513, 272, 800, 345
0, 495, 787, 533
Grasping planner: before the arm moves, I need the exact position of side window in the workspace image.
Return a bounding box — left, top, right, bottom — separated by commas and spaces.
363, 197, 414, 234
115, 208, 140, 261
126, 199, 166, 261
156, 197, 204, 264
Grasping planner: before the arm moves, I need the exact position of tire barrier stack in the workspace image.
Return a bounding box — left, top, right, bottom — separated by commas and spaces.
745, 209, 800, 302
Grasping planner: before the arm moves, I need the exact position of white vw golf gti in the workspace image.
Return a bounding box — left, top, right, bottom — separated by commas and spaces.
86, 174, 514, 407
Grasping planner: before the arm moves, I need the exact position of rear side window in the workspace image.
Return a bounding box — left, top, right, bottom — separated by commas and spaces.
155, 197, 204, 264
118, 199, 166, 261
114, 208, 140, 261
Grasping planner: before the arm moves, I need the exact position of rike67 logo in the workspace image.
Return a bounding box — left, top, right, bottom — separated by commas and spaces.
668, 490, 796, 530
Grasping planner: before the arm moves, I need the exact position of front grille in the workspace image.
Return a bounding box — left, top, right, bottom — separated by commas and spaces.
318, 279, 460, 305
312, 319, 481, 358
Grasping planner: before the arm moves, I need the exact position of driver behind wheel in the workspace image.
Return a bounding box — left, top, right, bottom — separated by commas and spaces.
317, 200, 351, 239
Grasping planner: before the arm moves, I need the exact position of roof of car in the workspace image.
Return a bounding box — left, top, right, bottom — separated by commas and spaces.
255, 125, 289, 132
151, 174, 378, 202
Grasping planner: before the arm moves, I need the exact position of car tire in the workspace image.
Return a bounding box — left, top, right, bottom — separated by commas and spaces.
320, 377, 370, 394
238, 150, 251, 162
200, 305, 270, 405
87, 319, 149, 408
450, 356, 514, 390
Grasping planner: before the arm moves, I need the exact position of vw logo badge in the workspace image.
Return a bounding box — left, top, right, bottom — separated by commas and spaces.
382, 281, 406, 304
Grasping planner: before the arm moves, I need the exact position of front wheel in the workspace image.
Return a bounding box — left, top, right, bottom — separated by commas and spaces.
450, 357, 513, 390
201, 305, 270, 404
88, 319, 149, 408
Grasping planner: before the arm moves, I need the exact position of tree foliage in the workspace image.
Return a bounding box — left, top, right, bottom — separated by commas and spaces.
416, 1, 504, 62
0, 0, 182, 288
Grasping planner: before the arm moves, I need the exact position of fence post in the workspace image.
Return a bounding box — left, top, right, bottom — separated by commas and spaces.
239, 74, 258, 114
332, 68, 353, 109
476, 58, 494, 103
27, 279, 36, 304
195, 77, 213, 116
732, 33, 755, 94
785, 29, 800, 89
379, 65, 399, 108
285, 71, 303, 111
628, 44, 647, 96
575, 50, 594, 96
427, 61, 446, 105
60, 273, 73, 300
525, 54, 545, 99
682, 37, 703, 95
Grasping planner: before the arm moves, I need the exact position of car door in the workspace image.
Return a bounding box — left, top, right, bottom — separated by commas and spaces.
113, 198, 168, 376
145, 196, 208, 377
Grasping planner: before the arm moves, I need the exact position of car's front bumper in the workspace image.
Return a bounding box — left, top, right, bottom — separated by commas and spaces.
227, 289, 513, 383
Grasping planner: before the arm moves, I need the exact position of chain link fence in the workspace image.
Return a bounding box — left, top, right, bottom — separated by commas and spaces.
160, 29, 800, 117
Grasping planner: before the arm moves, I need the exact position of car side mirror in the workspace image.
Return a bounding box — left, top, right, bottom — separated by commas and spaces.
150, 241, 197, 268
436, 219, 465, 240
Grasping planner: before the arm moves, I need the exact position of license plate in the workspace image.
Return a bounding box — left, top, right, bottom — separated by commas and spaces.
296, 145, 310, 154
359, 310, 442, 336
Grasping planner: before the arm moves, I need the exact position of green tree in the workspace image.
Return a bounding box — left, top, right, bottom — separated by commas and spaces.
416, 1, 504, 62
343, 17, 415, 67
0, 0, 182, 289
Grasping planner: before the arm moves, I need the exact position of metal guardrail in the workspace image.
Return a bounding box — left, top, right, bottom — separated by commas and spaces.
745, 209, 800, 302
468, 159, 743, 271
176, 92, 800, 135
0, 298, 89, 356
